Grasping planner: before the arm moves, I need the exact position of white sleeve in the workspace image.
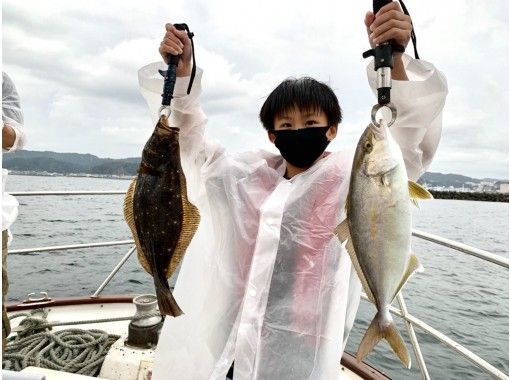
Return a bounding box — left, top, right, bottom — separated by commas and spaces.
367, 54, 448, 181
138, 62, 225, 179
2, 72, 27, 152
2, 117, 27, 153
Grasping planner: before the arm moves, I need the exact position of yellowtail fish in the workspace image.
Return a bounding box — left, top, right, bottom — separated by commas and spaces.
336, 121, 432, 368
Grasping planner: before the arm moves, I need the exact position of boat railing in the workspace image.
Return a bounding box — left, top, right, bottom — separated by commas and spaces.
8, 190, 509, 380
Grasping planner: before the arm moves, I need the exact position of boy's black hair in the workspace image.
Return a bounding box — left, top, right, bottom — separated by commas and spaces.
259, 77, 342, 131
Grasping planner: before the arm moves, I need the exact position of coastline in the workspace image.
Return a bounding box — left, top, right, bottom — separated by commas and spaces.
8, 173, 509, 202
8, 172, 134, 181
429, 190, 509, 203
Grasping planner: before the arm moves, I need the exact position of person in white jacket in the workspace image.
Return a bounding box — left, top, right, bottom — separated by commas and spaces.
139, 2, 447, 379
2, 71, 27, 353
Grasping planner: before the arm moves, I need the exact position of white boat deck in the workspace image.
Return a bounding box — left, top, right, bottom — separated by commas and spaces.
8, 301, 364, 380
19, 364, 363, 380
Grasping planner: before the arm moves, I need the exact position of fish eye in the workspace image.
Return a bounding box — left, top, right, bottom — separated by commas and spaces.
364, 141, 373, 151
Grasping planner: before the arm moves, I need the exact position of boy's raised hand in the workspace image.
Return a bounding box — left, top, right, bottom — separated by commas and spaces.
364, 1, 412, 53
159, 23, 192, 77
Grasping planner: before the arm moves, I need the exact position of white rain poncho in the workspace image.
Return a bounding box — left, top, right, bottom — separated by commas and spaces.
3, 72, 27, 233
138, 53, 447, 380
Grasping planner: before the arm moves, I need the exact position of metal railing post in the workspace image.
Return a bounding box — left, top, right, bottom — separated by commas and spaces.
92, 245, 137, 297
412, 229, 509, 268
9, 240, 134, 255
396, 292, 430, 380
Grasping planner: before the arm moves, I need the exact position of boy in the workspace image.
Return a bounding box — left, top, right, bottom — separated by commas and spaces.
139, 2, 447, 379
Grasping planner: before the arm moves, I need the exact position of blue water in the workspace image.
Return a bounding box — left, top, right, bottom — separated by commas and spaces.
4, 175, 509, 380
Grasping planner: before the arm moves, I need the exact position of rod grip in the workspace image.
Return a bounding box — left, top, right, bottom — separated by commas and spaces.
168, 23, 187, 66
169, 55, 180, 65
373, 0, 391, 15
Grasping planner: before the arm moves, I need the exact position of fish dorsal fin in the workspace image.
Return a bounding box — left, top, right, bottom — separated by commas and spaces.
391, 253, 424, 302
335, 219, 376, 304
408, 180, 433, 202
123, 179, 152, 276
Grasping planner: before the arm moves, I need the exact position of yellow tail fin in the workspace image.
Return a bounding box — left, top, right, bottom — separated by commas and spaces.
357, 310, 411, 369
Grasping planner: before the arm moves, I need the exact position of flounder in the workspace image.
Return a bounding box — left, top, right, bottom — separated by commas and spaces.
124, 116, 200, 316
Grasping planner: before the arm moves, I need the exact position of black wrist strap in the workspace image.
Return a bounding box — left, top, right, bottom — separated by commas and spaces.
398, 0, 419, 59
177, 24, 196, 95
185, 28, 196, 94
170, 23, 196, 95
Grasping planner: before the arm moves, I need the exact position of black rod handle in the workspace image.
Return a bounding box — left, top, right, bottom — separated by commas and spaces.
161, 66, 177, 107
373, 0, 391, 15
169, 55, 180, 66
173, 23, 187, 31
161, 24, 189, 107
167, 24, 188, 67
167, 24, 187, 66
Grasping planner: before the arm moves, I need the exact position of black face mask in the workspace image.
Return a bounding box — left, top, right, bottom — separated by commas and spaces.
273, 126, 331, 168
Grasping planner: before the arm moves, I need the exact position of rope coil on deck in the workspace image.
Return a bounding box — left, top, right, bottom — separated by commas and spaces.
2, 310, 120, 376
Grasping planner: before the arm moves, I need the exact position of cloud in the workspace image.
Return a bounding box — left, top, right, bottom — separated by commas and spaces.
2, 0, 508, 179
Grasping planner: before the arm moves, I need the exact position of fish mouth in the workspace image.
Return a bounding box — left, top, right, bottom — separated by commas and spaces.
369, 122, 388, 141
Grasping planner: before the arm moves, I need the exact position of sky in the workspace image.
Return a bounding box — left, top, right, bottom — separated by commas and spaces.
2, 0, 509, 179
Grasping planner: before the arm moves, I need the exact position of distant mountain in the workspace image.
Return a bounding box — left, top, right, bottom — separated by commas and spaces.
417, 172, 481, 187
4, 150, 103, 170
90, 159, 140, 176
417, 171, 508, 192
3, 150, 508, 186
3, 150, 140, 176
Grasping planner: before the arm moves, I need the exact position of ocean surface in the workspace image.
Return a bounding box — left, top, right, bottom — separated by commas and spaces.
4, 174, 509, 380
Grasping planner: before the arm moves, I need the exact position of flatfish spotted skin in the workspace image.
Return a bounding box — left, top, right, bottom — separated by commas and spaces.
124, 116, 200, 316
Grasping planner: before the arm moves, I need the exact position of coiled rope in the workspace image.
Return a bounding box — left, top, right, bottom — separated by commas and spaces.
2, 309, 121, 376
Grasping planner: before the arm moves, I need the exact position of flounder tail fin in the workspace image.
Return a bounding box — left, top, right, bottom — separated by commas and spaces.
357, 310, 411, 369
156, 284, 184, 317
150, 242, 184, 317
153, 271, 183, 317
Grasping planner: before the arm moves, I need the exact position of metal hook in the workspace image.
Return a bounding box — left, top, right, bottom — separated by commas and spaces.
371, 103, 397, 128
